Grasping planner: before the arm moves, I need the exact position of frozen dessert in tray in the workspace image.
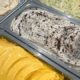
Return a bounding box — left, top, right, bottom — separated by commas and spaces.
11, 7, 80, 71
0, 37, 65, 80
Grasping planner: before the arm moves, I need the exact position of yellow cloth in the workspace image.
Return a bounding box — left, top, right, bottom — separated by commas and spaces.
0, 38, 64, 80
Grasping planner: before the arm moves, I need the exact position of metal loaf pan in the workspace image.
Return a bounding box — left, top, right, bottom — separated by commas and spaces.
0, 0, 80, 80
0, 0, 26, 23
35, 0, 80, 23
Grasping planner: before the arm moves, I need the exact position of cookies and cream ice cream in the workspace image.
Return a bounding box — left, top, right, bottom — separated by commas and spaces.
11, 8, 80, 71
0, 37, 64, 80
40, 0, 80, 18
0, 0, 19, 15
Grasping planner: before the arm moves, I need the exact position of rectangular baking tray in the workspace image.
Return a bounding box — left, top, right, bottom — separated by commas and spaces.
0, 29, 71, 80
0, 0, 26, 24
34, 0, 80, 23
0, 0, 80, 80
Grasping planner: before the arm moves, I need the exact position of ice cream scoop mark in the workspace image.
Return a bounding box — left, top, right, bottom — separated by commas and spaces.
24, 69, 42, 80
14, 65, 28, 80
6, 57, 28, 75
